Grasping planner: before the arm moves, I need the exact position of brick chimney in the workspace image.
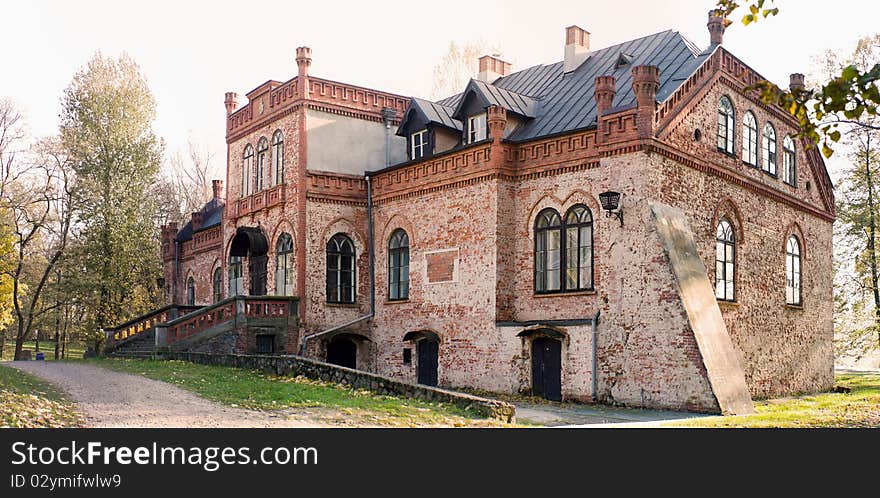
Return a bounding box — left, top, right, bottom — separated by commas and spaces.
632, 65, 660, 138
708, 9, 726, 46
161, 222, 178, 261
212, 179, 224, 201
564, 25, 591, 73
477, 55, 511, 83
789, 73, 805, 93
487, 105, 508, 143
191, 211, 204, 232
224, 92, 239, 116
594, 75, 617, 117
296, 46, 312, 99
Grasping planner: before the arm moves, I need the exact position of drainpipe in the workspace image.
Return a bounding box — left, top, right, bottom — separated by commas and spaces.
591, 309, 601, 402
298, 110, 392, 357
173, 239, 180, 305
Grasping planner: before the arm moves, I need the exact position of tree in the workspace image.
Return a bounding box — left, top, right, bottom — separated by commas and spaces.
59, 53, 164, 348
715, 1, 880, 157
430, 40, 499, 100
154, 137, 217, 227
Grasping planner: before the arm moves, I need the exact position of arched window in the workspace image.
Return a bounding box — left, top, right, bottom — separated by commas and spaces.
272, 130, 284, 186
762, 122, 777, 175
535, 206, 594, 293
327, 234, 355, 303
241, 145, 253, 197
717, 96, 735, 155
186, 277, 196, 305
275, 233, 294, 296
742, 112, 758, 166
786, 235, 802, 306
212, 267, 222, 303
256, 137, 268, 192
388, 229, 410, 300
535, 209, 562, 292
564, 205, 594, 291
715, 219, 735, 301
228, 256, 243, 296
783, 135, 796, 186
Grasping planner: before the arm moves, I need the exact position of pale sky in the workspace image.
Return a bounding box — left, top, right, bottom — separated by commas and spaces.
2, 0, 878, 179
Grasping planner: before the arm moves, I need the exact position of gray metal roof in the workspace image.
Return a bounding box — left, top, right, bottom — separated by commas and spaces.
453, 79, 538, 119
411, 97, 461, 131
176, 199, 224, 242
417, 30, 710, 143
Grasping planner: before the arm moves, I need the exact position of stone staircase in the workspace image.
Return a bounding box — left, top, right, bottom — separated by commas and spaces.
108, 329, 158, 358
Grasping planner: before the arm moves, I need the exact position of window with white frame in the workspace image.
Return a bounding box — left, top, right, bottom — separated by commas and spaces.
742, 112, 758, 166
467, 113, 487, 144
786, 235, 802, 306
783, 135, 796, 186
411, 130, 427, 160
762, 122, 777, 176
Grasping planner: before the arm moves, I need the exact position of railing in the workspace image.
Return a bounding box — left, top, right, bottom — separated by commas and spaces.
107, 305, 202, 343
162, 296, 299, 346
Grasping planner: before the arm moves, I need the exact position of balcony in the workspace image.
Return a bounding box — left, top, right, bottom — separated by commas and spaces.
235, 184, 286, 218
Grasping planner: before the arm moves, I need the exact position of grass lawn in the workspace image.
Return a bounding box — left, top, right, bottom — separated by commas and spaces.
0, 364, 82, 428
85, 358, 510, 427
1, 340, 86, 361
666, 372, 880, 428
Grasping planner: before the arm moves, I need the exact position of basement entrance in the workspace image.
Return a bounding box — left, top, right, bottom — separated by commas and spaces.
416, 338, 439, 387
532, 337, 562, 401
326, 337, 357, 369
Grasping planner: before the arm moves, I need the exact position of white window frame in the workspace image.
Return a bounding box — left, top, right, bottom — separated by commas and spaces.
467, 113, 487, 144
411, 129, 427, 160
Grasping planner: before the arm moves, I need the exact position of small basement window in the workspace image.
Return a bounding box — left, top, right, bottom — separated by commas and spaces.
403, 348, 412, 364
467, 113, 487, 144
256, 334, 275, 354
411, 129, 427, 160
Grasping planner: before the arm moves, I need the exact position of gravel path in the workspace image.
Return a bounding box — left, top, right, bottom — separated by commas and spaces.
5, 361, 322, 428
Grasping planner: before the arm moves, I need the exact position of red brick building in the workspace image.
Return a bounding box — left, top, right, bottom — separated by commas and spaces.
158, 12, 834, 414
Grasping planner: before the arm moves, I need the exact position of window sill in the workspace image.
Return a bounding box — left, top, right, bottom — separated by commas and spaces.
762, 170, 779, 179
717, 148, 736, 158
326, 302, 358, 308
533, 290, 597, 298
717, 300, 739, 308
384, 299, 410, 305
785, 304, 804, 311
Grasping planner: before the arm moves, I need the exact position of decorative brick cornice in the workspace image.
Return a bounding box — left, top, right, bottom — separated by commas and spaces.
306, 171, 367, 205
232, 184, 287, 219
178, 225, 223, 261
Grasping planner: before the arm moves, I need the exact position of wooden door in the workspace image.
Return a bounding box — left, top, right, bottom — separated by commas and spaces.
417, 339, 439, 386
532, 337, 562, 401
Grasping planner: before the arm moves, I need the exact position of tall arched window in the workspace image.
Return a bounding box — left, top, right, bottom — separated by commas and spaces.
186, 277, 196, 305
783, 135, 796, 186
715, 219, 735, 301
535, 209, 562, 292
388, 229, 410, 300
272, 130, 284, 186
786, 235, 802, 306
717, 96, 735, 154
241, 145, 253, 197
535, 206, 594, 293
212, 267, 222, 303
327, 234, 355, 303
275, 233, 294, 296
256, 137, 268, 192
742, 112, 758, 166
228, 256, 243, 296
762, 122, 777, 175
564, 205, 594, 291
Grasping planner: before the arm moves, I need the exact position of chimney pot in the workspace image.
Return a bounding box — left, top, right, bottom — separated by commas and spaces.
632, 65, 660, 138
594, 75, 617, 117
708, 9, 726, 46
477, 55, 511, 83
296, 46, 312, 75
564, 25, 591, 73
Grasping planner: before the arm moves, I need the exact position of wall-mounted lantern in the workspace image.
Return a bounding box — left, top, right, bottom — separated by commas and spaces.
599, 191, 624, 227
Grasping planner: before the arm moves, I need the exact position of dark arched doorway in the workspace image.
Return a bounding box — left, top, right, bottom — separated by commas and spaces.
326, 338, 357, 369
229, 227, 269, 296
531, 337, 562, 401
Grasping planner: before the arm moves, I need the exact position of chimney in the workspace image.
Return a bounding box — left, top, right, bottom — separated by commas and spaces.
477, 55, 511, 83
789, 73, 805, 93
191, 212, 204, 232
212, 179, 224, 201
564, 25, 591, 73
632, 65, 660, 138
594, 75, 617, 117
708, 9, 726, 46
224, 92, 239, 116
296, 46, 312, 99
487, 105, 508, 143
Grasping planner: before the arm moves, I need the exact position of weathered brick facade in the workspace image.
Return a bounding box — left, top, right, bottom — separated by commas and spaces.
159, 17, 834, 413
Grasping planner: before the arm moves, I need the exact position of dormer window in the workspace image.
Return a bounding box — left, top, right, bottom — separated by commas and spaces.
411, 129, 428, 160
467, 113, 487, 144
